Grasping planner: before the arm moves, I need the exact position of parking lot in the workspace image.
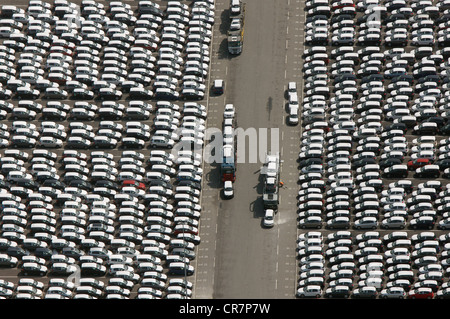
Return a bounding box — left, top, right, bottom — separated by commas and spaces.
2, 0, 450, 302
294, 0, 450, 298
0, 0, 215, 299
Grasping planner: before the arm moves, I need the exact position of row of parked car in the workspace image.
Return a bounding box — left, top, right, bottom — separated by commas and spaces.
303, 0, 450, 134
0, 144, 203, 298
0, 275, 194, 299
297, 0, 450, 228
0, 0, 216, 299
0, 0, 215, 102
296, 0, 450, 298
296, 230, 450, 298
0, 101, 205, 151
305, 0, 450, 47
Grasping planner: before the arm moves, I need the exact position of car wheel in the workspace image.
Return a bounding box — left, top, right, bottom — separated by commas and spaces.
300, 294, 305, 298
316, 294, 320, 298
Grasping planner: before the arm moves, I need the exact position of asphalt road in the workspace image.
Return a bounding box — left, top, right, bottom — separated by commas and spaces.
194, 0, 301, 299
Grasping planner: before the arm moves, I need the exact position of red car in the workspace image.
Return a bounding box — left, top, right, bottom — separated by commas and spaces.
407, 158, 431, 170
408, 288, 434, 299
332, 0, 355, 9
122, 180, 146, 190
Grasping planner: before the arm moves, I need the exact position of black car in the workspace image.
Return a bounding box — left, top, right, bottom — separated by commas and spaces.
383, 165, 408, 178
391, 180, 413, 193
34, 247, 53, 260
10, 187, 30, 198
81, 263, 107, 276
334, 74, 357, 84
440, 123, 450, 135
437, 159, 450, 171
69, 179, 93, 191
415, 165, 440, 178
391, 74, 414, 84
379, 158, 402, 169
362, 179, 384, 192
147, 179, 172, 189
385, 122, 407, 133
328, 187, 351, 197
92, 138, 116, 149
384, 13, 406, 23
6, 246, 29, 258
418, 75, 441, 85
15, 180, 38, 191
332, 14, 354, 23
41, 179, 65, 190
11, 137, 35, 148
360, 74, 384, 84
410, 217, 436, 230
38, 187, 60, 199
303, 180, 326, 191
300, 158, 323, 168
306, 15, 328, 23
94, 180, 119, 191
66, 138, 91, 149
176, 180, 202, 190
122, 138, 144, 149
129, 88, 154, 99
424, 117, 446, 126
325, 286, 350, 298
126, 130, 150, 141
352, 287, 378, 299
168, 264, 194, 276
436, 12, 450, 24
92, 188, 115, 199
61, 247, 85, 260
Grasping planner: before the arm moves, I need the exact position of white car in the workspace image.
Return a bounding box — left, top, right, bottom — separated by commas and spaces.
223, 103, 235, 118
223, 180, 234, 199
38, 136, 63, 148
263, 209, 275, 228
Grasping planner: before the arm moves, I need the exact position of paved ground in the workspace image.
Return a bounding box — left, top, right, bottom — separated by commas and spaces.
194, 0, 303, 299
